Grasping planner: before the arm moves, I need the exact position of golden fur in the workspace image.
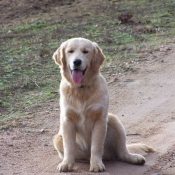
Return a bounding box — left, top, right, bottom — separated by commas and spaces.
53, 38, 154, 172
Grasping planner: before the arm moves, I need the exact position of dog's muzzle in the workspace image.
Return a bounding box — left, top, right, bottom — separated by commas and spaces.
70, 58, 87, 84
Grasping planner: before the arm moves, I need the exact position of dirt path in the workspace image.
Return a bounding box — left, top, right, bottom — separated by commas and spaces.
108, 43, 175, 175
1, 44, 175, 175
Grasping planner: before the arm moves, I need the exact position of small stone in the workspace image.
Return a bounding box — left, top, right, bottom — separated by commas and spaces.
7, 143, 13, 147
40, 129, 45, 133
7, 30, 13, 33
3, 152, 7, 156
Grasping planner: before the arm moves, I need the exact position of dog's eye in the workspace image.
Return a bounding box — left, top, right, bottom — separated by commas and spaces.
68, 50, 74, 53
82, 50, 88, 54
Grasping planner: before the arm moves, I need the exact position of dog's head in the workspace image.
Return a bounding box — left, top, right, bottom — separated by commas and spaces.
53, 38, 105, 86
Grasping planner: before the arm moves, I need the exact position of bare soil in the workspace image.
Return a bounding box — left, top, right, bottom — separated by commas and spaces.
0, 0, 74, 25
1, 0, 175, 175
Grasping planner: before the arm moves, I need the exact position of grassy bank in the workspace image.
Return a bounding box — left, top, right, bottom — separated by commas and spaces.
0, 0, 175, 128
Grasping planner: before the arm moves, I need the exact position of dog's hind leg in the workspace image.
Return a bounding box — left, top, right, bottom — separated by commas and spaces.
53, 134, 64, 159
53, 134, 89, 161
104, 114, 148, 165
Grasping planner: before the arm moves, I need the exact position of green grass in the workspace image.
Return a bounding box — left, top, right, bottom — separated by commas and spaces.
14, 21, 46, 31
0, 0, 175, 128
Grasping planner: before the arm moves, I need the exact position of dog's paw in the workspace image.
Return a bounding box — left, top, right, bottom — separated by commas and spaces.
126, 154, 146, 165
131, 154, 145, 165
57, 161, 74, 172
89, 162, 105, 172
120, 153, 146, 165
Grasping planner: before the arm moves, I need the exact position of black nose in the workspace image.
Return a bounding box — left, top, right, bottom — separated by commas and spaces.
73, 59, 82, 67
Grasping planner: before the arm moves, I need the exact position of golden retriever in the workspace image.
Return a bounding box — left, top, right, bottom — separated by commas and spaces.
53, 38, 154, 172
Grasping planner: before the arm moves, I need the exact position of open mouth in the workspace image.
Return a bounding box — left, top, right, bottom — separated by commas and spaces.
70, 68, 87, 84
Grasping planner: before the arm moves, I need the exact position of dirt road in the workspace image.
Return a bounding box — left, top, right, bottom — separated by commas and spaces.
1, 44, 175, 175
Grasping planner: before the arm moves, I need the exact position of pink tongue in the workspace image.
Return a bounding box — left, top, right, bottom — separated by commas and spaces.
72, 70, 83, 84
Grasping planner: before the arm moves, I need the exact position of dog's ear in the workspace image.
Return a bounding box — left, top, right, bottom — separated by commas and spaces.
92, 42, 105, 71
53, 41, 67, 66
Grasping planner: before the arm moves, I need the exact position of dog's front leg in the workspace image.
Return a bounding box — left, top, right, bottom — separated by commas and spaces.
90, 119, 107, 172
58, 119, 76, 172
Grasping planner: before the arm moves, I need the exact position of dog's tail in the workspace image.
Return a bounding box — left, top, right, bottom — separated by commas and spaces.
127, 143, 154, 156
